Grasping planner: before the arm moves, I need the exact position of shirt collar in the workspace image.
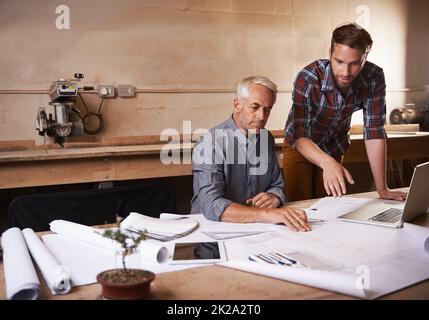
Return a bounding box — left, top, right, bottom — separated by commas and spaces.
321, 63, 336, 92
227, 115, 247, 145
227, 115, 261, 146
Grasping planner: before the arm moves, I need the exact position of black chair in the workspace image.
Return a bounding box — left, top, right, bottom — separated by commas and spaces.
7, 184, 177, 232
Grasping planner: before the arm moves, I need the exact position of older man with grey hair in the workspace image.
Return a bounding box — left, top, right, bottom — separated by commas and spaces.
191, 76, 310, 232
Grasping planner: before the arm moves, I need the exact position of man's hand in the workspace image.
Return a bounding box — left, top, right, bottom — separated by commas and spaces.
246, 192, 280, 208
321, 157, 354, 197
265, 207, 311, 232
378, 189, 407, 201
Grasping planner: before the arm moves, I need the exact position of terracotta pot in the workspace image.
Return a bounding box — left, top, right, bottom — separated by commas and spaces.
96, 269, 155, 300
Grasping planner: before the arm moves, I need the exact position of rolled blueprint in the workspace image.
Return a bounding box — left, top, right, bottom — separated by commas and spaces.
49, 220, 120, 250
1, 228, 40, 300
220, 261, 374, 299
22, 228, 71, 295
139, 240, 168, 264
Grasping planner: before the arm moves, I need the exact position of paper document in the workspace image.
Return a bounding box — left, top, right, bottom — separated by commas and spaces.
1, 228, 40, 300
42, 234, 128, 286
221, 198, 429, 299
121, 212, 199, 241
50, 220, 120, 250
42, 234, 208, 286
159, 213, 191, 220
305, 196, 372, 220
202, 231, 264, 240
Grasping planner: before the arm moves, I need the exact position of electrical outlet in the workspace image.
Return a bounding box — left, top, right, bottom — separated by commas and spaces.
97, 85, 116, 98
117, 84, 135, 97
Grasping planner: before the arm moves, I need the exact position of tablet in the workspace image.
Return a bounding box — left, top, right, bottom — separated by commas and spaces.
168, 241, 227, 264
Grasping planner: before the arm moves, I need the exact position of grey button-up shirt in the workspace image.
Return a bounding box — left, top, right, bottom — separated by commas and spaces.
191, 116, 286, 221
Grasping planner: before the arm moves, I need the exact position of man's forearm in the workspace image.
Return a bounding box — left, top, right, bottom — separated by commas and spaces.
220, 202, 311, 232
220, 203, 269, 223
365, 139, 387, 192
295, 137, 333, 168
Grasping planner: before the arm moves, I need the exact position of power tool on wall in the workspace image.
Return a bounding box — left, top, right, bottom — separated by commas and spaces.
35, 73, 105, 147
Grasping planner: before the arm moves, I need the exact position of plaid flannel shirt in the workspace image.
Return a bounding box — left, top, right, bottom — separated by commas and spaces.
285, 59, 387, 159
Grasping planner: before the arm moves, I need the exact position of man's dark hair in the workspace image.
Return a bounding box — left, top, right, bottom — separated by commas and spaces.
330, 23, 373, 54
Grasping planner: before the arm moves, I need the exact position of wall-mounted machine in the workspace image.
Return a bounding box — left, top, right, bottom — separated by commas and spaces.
390, 103, 429, 131
36, 73, 85, 147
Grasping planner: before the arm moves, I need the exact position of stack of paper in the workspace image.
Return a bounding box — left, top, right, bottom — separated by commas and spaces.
120, 212, 199, 241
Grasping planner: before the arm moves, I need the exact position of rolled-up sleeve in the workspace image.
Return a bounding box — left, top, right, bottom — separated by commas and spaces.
192, 169, 232, 221
191, 134, 232, 221
363, 69, 387, 140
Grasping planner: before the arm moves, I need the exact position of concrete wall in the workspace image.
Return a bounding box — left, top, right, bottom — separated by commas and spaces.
405, 0, 429, 106
1, 0, 428, 144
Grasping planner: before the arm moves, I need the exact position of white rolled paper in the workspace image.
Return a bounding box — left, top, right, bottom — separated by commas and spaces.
49, 220, 120, 250
221, 261, 373, 299
22, 228, 72, 295
1, 228, 40, 300
139, 241, 169, 264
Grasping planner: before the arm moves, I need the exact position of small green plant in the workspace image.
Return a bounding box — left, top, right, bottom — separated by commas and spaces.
101, 215, 146, 272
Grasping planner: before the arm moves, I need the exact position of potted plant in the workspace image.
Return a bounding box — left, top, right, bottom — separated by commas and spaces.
96, 217, 155, 300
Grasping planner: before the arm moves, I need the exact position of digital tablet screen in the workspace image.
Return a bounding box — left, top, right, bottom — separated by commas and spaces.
172, 241, 221, 261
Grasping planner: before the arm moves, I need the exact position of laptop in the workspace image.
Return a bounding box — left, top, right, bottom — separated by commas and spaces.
337, 161, 429, 228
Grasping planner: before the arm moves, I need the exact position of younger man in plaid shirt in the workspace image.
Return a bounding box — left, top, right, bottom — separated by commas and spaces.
284, 23, 407, 202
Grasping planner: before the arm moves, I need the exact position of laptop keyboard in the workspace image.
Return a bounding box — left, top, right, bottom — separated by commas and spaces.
369, 208, 403, 223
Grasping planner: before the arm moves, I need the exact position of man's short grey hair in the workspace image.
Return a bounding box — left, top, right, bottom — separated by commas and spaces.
235, 76, 278, 100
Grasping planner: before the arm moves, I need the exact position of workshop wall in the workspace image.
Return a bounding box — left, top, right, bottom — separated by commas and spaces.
0, 0, 429, 145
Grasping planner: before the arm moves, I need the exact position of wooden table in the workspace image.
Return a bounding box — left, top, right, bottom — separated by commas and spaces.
1, 189, 428, 300
1, 132, 428, 189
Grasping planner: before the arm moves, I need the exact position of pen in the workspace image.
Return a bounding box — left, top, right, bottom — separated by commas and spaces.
249, 254, 272, 264
307, 218, 327, 224
272, 252, 297, 264
259, 253, 291, 266
248, 255, 257, 262
274, 252, 309, 268
249, 254, 292, 266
